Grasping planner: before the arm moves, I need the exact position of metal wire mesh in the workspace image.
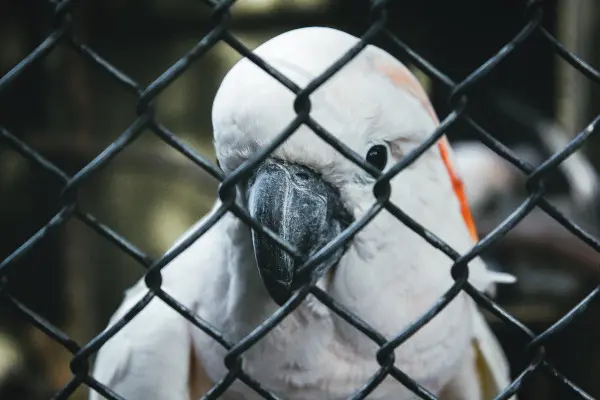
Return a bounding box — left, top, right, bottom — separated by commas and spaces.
1, 0, 600, 399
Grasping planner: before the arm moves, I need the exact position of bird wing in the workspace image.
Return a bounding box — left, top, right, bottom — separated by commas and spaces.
470, 297, 516, 400
440, 138, 516, 399
88, 206, 227, 400
88, 278, 205, 400
438, 298, 515, 400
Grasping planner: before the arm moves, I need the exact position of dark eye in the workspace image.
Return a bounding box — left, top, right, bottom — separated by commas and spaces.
366, 144, 388, 171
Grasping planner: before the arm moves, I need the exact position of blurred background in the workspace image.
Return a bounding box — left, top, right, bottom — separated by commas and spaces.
1, 0, 600, 399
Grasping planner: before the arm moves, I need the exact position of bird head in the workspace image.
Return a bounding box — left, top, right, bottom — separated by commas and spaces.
212, 27, 477, 306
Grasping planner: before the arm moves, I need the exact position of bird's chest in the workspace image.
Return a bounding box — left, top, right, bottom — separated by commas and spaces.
192, 294, 472, 400
193, 302, 351, 398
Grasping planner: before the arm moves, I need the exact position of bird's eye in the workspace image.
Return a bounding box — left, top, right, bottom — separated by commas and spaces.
365, 144, 388, 171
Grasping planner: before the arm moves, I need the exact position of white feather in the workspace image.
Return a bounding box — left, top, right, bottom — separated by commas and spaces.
92, 26, 517, 400
89, 206, 224, 400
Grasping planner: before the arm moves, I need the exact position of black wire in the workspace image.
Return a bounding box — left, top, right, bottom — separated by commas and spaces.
1, 0, 599, 399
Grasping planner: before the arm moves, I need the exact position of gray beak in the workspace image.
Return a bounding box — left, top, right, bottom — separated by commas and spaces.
246, 159, 353, 306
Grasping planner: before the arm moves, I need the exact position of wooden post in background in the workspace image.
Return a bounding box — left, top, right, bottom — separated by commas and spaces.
555, 0, 598, 138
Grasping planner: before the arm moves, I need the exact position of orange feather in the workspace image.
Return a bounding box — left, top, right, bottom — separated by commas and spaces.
374, 60, 479, 242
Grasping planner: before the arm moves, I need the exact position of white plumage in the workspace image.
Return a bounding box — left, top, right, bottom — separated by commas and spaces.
90, 27, 517, 400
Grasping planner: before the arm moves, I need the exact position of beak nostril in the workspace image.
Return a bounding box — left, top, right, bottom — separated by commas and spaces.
296, 171, 311, 180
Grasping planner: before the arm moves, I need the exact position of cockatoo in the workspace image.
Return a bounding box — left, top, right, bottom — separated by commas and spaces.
89, 27, 517, 400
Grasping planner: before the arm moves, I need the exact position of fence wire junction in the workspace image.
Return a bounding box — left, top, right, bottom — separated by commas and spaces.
2, 0, 600, 399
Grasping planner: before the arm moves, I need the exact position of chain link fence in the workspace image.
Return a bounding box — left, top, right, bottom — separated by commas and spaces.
1, 0, 600, 399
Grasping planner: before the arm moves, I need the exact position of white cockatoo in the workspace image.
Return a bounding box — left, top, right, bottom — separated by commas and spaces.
89, 27, 517, 400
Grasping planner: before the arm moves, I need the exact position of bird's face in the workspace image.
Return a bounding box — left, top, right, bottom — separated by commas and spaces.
211, 27, 442, 306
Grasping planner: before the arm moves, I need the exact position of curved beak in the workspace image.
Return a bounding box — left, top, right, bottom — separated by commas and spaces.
246, 159, 353, 306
